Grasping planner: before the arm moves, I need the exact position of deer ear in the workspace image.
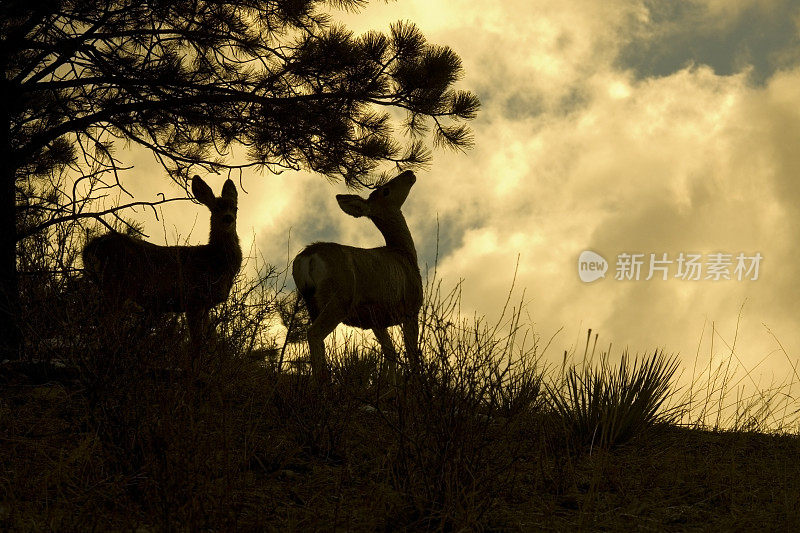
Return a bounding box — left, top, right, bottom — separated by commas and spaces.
192, 176, 215, 207
222, 179, 238, 203
336, 194, 369, 218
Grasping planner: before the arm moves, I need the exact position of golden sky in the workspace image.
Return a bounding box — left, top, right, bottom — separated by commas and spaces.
127, 0, 800, 385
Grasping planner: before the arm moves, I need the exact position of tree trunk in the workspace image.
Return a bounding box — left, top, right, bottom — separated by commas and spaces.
0, 77, 20, 361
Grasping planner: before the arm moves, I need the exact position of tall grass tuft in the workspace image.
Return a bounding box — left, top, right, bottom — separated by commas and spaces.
549, 350, 681, 448
383, 276, 546, 530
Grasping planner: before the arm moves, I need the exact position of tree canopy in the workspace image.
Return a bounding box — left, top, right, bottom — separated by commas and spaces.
0, 0, 479, 357
6, 0, 478, 187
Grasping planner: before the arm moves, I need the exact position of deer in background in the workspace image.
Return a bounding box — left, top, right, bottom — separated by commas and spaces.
292, 170, 423, 384
82, 175, 242, 345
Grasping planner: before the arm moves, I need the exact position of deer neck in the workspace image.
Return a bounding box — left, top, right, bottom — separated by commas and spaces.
371, 211, 417, 264
209, 228, 241, 257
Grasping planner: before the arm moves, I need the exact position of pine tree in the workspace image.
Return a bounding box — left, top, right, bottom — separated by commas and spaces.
0, 0, 479, 358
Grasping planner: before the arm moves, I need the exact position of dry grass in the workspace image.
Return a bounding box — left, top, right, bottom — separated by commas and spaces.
2, 264, 800, 530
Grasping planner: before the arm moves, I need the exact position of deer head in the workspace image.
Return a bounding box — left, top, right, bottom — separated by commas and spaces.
192, 175, 238, 238
335, 170, 416, 221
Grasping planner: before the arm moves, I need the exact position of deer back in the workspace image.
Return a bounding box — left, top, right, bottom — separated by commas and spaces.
294, 242, 422, 329
84, 232, 241, 313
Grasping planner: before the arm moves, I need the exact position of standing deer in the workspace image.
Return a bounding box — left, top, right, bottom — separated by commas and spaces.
292, 170, 423, 383
82, 175, 242, 344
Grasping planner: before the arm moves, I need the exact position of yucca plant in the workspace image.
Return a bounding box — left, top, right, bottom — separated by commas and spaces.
549, 350, 681, 448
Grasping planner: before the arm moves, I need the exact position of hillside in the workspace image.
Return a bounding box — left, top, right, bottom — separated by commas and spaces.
3, 348, 799, 531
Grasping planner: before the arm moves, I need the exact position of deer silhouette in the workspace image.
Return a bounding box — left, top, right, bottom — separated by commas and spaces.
82, 175, 242, 344
292, 170, 423, 383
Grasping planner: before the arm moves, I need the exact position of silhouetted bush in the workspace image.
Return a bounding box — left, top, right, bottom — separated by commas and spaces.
549, 350, 681, 449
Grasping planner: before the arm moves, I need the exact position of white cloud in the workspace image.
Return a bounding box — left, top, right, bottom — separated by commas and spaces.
104, 1, 800, 385
329, 2, 800, 378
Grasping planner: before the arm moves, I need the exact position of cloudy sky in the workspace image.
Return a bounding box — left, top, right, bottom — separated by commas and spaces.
129, 0, 800, 383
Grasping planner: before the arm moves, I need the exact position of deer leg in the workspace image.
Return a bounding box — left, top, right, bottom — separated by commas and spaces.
186, 307, 210, 351
306, 301, 344, 385
401, 317, 421, 375
373, 327, 398, 386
